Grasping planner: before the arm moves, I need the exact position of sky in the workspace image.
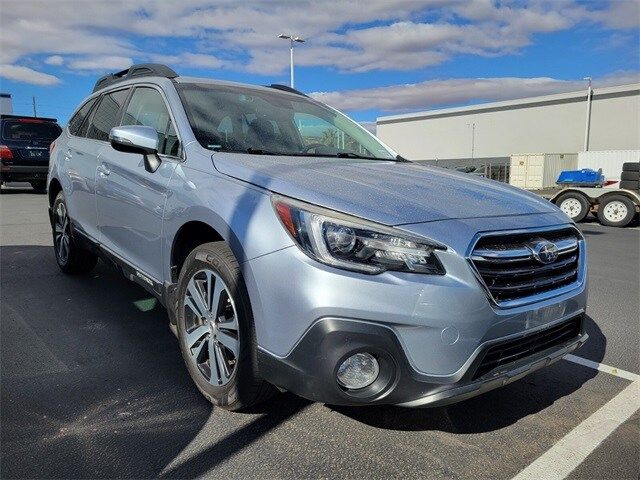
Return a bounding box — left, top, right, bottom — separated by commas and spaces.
0, 0, 638, 128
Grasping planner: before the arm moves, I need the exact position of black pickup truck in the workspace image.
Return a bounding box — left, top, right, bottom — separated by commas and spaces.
0, 114, 62, 191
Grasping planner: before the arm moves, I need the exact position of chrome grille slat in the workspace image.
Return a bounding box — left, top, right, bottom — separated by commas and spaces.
469, 228, 581, 304
477, 254, 577, 278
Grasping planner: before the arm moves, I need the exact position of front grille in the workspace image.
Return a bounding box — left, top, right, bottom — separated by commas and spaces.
472, 315, 582, 380
470, 227, 581, 304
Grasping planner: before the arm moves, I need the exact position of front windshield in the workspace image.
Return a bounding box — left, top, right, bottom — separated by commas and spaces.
177, 83, 395, 160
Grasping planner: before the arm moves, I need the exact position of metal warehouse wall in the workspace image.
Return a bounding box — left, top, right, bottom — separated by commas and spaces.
376, 84, 640, 161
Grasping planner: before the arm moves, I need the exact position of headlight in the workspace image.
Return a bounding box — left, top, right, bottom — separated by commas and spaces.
272, 195, 446, 275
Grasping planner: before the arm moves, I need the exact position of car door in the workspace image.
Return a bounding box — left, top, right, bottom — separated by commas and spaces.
63, 89, 130, 241
95, 85, 180, 283
60, 96, 102, 240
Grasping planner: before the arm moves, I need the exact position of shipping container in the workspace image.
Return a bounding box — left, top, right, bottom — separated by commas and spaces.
577, 150, 640, 181
509, 153, 578, 190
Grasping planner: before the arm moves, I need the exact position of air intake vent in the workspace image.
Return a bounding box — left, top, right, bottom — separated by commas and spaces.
473, 315, 582, 380
469, 227, 582, 305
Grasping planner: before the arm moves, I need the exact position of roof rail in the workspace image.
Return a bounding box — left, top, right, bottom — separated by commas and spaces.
92, 64, 178, 93
266, 84, 308, 97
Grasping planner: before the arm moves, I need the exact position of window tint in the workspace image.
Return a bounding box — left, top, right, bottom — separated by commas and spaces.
122, 87, 180, 156
86, 89, 129, 142
68, 98, 97, 136
2, 121, 61, 141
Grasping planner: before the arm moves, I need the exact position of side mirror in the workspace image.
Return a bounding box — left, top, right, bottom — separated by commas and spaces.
109, 125, 161, 173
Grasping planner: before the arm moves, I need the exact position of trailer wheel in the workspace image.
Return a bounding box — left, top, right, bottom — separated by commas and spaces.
597, 195, 636, 228
556, 192, 590, 222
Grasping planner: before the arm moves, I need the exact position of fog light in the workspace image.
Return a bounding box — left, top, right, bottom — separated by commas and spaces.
336, 353, 379, 389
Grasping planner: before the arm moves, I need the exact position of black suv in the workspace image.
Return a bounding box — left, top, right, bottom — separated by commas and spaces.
0, 114, 62, 191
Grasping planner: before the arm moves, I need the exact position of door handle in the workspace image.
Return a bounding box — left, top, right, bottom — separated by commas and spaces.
97, 164, 111, 176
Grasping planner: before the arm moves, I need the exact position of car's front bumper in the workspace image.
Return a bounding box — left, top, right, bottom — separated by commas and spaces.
257, 314, 587, 406
245, 213, 588, 406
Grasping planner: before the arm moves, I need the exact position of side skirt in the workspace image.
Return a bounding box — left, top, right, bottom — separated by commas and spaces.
69, 221, 177, 312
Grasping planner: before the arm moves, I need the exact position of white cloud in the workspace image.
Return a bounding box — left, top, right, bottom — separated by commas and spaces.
150, 52, 228, 69
67, 56, 134, 71
0, 64, 60, 85
0, 0, 637, 83
44, 55, 65, 66
310, 72, 640, 113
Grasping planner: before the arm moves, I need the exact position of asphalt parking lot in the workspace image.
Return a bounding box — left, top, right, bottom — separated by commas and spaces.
1, 184, 638, 479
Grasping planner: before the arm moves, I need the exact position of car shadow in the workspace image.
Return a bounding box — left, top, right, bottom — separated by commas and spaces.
330, 315, 605, 433
1, 244, 607, 477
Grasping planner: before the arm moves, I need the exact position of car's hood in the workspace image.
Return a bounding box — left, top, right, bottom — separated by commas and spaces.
212, 153, 557, 225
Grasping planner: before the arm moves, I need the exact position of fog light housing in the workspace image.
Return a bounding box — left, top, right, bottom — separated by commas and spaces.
336, 352, 379, 390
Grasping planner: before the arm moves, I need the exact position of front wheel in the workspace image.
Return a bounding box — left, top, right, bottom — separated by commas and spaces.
52, 192, 98, 274
597, 195, 636, 228
175, 241, 274, 410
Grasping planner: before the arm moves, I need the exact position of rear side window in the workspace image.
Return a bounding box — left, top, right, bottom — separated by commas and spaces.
122, 87, 180, 156
68, 98, 98, 137
2, 120, 61, 141
86, 89, 129, 142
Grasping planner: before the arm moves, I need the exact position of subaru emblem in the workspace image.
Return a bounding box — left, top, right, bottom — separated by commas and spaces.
527, 239, 559, 264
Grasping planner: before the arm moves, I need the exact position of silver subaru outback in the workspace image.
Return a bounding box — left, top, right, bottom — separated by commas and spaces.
48, 64, 588, 410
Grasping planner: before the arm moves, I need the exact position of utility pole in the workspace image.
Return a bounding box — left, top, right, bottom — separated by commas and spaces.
583, 76, 592, 152
278, 34, 305, 88
32, 96, 37, 117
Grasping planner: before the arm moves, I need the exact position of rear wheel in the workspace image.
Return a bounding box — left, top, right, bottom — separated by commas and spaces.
597, 195, 636, 228
556, 192, 590, 222
176, 241, 274, 410
52, 192, 98, 274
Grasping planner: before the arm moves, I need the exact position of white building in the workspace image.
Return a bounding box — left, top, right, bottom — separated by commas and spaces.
0, 93, 12, 115
376, 83, 640, 165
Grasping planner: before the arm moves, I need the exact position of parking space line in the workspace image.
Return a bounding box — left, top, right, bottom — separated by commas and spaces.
564, 354, 640, 382
513, 380, 640, 480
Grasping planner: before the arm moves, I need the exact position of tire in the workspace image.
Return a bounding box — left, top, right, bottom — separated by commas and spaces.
555, 192, 590, 222
52, 191, 98, 274
619, 180, 640, 191
30, 180, 47, 192
175, 241, 275, 411
597, 195, 636, 227
620, 171, 640, 182
622, 162, 640, 172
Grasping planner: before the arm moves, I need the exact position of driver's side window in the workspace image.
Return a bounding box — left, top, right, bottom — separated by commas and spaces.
122, 87, 180, 157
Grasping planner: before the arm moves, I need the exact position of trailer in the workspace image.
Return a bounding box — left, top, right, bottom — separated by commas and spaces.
551, 187, 640, 228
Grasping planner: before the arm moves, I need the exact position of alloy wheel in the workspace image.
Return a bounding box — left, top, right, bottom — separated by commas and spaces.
183, 269, 239, 386
54, 202, 70, 263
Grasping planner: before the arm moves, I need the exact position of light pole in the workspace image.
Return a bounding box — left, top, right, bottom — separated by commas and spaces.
466, 122, 476, 160
278, 34, 305, 88
583, 76, 592, 152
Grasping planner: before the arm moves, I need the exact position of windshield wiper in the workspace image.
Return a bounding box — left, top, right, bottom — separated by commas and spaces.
335, 152, 384, 160
245, 148, 280, 155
